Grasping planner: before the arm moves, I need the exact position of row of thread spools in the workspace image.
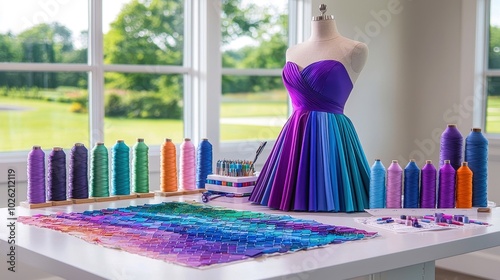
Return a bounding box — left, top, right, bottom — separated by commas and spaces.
369, 125, 488, 209
27, 138, 213, 204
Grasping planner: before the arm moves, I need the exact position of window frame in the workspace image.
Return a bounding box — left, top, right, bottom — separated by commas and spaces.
484, 0, 500, 135
0, 0, 308, 184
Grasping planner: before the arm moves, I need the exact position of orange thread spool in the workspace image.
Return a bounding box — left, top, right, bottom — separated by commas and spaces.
455, 162, 473, 208
160, 139, 178, 192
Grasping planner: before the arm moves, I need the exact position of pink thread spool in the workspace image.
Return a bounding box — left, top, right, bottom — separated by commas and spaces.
179, 138, 196, 190
386, 160, 403, 208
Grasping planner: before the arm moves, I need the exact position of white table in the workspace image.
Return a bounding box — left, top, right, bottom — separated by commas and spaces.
1, 195, 500, 280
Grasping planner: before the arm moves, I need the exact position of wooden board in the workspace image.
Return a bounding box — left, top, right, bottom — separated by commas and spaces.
50, 200, 73, 206
72, 198, 96, 204
94, 196, 119, 202
154, 189, 204, 197
20, 201, 54, 209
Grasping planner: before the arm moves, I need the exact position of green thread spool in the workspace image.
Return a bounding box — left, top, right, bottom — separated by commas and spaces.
90, 142, 109, 197
132, 138, 149, 193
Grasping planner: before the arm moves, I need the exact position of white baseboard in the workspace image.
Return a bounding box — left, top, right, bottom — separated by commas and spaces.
436, 251, 500, 280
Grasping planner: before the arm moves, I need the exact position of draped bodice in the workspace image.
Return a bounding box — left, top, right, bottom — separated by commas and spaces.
282, 60, 353, 114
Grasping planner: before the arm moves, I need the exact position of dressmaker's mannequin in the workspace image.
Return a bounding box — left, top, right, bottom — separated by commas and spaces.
286, 5, 368, 83
249, 4, 371, 212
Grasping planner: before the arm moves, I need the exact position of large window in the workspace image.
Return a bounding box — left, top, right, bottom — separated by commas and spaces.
0, 1, 88, 64
0, 71, 88, 151
0, 1, 89, 152
0, 0, 298, 157
104, 73, 184, 144
220, 0, 289, 142
485, 0, 500, 133
103, 0, 184, 66
102, 0, 185, 146
0, 0, 186, 152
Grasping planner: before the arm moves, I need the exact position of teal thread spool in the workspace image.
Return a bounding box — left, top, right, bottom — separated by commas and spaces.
90, 142, 109, 197
112, 140, 130, 195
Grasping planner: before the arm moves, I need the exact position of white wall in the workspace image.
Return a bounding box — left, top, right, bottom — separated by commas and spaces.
316, 0, 413, 165
404, 0, 463, 164
313, 0, 500, 278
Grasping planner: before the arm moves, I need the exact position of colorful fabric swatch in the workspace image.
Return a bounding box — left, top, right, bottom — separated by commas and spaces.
18, 202, 377, 267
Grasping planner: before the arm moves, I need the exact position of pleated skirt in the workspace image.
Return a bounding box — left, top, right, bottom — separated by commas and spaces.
249, 110, 370, 212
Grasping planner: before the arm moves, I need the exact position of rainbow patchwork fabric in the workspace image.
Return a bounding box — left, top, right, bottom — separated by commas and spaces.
18, 202, 377, 267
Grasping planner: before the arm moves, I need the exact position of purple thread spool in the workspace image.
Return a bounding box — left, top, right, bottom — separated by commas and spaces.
420, 160, 437, 208
435, 213, 444, 223
69, 143, 89, 199
47, 147, 67, 201
438, 160, 456, 208
27, 145, 46, 203
439, 124, 463, 170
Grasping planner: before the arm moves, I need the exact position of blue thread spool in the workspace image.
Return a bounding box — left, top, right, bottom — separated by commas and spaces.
196, 138, 213, 189
369, 159, 386, 209
465, 128, 488, 207
403, 159, 420, 208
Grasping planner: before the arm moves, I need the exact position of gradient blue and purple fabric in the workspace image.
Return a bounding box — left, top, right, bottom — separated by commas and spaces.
249, 60, 370, 212
19, 202, 376, 267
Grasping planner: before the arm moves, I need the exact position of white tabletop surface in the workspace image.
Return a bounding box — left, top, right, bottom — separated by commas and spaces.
1, 195, 500, 280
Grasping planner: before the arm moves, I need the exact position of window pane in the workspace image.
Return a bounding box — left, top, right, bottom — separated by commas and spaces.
220, 75, 287, 141
104, 72, 183, 145
103, 0, 184, 65
0, 71, 88, 151
0, 1, 88, 63
489, 0, 500, 69
486, 76, 500, 133
221, 0, 288, 69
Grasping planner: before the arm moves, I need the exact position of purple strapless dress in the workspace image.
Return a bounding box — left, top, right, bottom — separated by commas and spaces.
249, 60, 370, 212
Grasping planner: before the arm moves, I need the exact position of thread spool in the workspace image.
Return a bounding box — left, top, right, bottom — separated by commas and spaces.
386, 160, 402, 208
160, 138, 178, 192
132, 138, 149, 193
180, 138, 196, 190
420, 160, 437, 208
438, 160, 456, 208
27, 145, 46, 203
403, 159, 420, 208
68, 143, 89, 199
465, 128, 488, 207
456, 162, 473, 208
90, 142, 109, 197
369, 159, 386, 209
196, 138, 213, 189
47, 147, 67, 201
439, 124, 463, 170
111, 140, 130, 195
